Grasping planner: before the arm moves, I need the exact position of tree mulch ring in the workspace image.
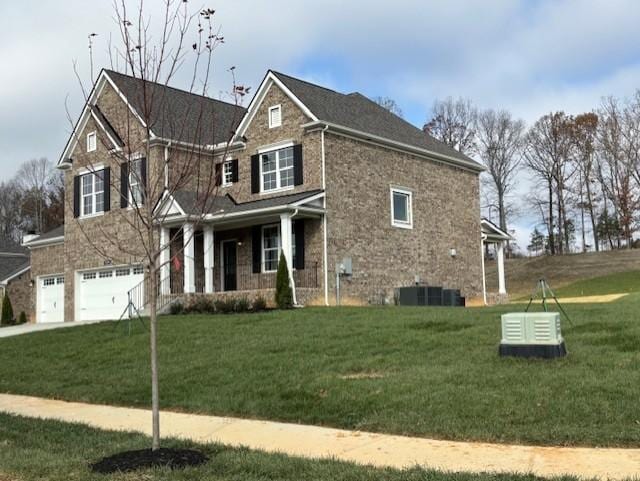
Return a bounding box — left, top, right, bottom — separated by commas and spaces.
90, 448, 208, 474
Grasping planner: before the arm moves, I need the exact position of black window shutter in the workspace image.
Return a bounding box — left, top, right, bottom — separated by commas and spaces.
103, 167, 111, 212
250, 154, 260, 193
251, 225, 262, 273
294, 219, 305, 270
73, 175, 81, 218
231, 158, 239, 183
140, 157, 147, 204
120, 162, 129, 208
215, 163, 222, 186
293, 144, 303, 186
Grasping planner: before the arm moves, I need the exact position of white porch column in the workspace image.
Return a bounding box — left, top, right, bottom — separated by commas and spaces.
204, 226, 214, 294
280, 213, 297, 305
497, 240, 506, 295
183, 223, 195, 294
159, 226, 171, 295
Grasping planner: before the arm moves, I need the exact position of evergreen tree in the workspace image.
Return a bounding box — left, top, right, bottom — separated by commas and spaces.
1, 294, 14, 325
275, 252, 293, 309
527, 228, 545, 256
17, 311, 27, 325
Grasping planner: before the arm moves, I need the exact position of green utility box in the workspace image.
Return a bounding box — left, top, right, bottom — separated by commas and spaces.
499, 312, 567, 358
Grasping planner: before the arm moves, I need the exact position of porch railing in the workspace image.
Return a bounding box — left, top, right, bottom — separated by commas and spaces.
126, 261, 319, 316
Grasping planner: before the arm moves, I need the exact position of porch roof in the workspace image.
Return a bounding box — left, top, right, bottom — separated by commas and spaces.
159, 189, 325, 226
481, 218, 513, 243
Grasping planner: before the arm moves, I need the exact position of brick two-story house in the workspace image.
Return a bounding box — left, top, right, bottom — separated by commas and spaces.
24, 69, 484, 322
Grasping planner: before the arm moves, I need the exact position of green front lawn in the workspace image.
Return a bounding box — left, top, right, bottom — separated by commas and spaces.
552, 270, 640, 297
0, 299, 639, 447
0, 413, 582, 481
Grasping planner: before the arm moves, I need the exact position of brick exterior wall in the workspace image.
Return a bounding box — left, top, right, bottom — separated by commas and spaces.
4, 269, 33, 322
323, 133, 483, 304
215, 82, 323, 203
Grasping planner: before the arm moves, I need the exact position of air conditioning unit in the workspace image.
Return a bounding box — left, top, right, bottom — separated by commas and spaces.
499, 312, 567, 358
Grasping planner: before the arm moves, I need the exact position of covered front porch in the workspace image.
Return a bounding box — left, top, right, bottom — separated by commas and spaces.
481, 218, 514, 304
156, 190, 325, 305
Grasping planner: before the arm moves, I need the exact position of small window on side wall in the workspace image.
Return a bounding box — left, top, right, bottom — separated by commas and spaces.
87, 131, 97, 152
391, 187, 413, 229
268, 105, 282, 128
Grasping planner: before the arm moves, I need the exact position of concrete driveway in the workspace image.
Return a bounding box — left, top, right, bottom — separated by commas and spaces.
0, 320, 108, 338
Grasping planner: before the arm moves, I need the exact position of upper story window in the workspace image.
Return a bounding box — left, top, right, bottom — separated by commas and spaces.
268, 105, 282, 128
390, 187, 413, 229
87, 131, 97, 152
261, 146, 294, 192
129, 157, 144, 205
81, 170, 105, 216
222, 160, 234, 186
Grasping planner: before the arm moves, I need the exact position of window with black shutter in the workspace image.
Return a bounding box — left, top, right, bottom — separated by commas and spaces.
251, 225, 262, 273
293, 144, 303, 186
251, 154, 260, 193
293, 219, 305, 270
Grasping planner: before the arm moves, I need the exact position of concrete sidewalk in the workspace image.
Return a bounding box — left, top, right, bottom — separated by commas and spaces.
0, 319, 107, 338
0, 393, 638, 480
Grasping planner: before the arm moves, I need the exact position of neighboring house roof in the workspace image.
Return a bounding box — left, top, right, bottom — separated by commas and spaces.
0, 236, 27, 255
172, 189, 324, 216
22, 225, 65, 248
270, 71, 483, 170
0, 257, 30, 285
104, 69, 247, 146
481, 218, 514, 242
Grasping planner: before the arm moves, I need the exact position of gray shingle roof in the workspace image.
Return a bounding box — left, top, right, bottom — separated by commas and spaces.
104, 69, 247, 146
0, 237, 27, 255
271, 71, 482, 169
0, 257, 29, 284
173, 189, 323, 215
25, 226, 64, 246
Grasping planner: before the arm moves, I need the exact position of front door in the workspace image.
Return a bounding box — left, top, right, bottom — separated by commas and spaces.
222, 241, 237, 291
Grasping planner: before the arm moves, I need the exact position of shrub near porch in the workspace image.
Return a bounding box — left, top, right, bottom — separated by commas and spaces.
0, 299, 638, 447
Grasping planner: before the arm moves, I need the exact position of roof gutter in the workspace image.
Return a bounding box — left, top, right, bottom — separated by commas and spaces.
158, 205, 325, 227
23, 236, 65, 248
302, 120, 485, 173
147, 137, 246, 154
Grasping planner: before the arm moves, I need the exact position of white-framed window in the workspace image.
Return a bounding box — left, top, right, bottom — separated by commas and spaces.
129, 157, 144, 205
81, 170, 105, 217
87, 131, 97, 152
56, 277, 64, 284
43, 278, 56, 286
262, 225, 280, 272
261, 146, 294, 192
99, 270, 113, 279
83, 272, 97, 281
133, 266, 144, 275
222, 160, 233, 186
390, 187, 413, 229
260, 224, 298, 273
268, 105, 282, 128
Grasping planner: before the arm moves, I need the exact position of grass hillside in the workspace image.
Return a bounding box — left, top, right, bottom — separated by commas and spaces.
485, 249, 640, 297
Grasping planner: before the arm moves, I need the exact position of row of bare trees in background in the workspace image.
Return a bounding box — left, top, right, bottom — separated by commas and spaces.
0, 158, 63, 242
424, 93, 640, 255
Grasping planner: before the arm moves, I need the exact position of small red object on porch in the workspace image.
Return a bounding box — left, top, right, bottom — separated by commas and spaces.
172, 255, 182, 272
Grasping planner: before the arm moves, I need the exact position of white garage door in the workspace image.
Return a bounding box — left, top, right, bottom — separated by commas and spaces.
38, 275, 65, 323
78, 266, 144, 321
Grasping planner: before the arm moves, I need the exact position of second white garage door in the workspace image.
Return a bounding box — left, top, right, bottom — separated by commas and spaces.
78, 266, 144, 321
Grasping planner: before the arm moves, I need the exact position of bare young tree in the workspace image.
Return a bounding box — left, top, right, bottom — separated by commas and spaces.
373, 96, 404, 118
66, 1, 248, 451
424, 97, 477, 155
476, 109, 525, 232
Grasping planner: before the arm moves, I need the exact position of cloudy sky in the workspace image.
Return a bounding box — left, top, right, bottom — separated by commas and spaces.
1, 0, 639, 247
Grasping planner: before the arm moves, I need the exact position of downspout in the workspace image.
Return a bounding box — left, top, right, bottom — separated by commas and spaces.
290, 208, 299, 306
321, 124, 330, 306
481, 232, 487, 305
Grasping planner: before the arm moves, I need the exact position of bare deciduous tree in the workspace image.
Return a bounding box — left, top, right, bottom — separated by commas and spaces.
66, 0, 248, 451
476, 109, 525, 232
15, 158, 54, 233
424, 97, 477, 155
373, 96, 403, 118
